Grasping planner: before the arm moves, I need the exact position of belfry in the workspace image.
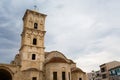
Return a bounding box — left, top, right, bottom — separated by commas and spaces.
0, 9, 87, 80
20, 9, 46, 71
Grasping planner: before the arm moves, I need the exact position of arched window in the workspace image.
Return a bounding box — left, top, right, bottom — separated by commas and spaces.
34, 23, 38, 29
32, 54, 36, 60
33, 38, 37, 45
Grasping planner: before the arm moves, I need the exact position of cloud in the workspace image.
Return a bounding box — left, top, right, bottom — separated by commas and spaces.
75, 35, 120, 72
76, 51, 120, 72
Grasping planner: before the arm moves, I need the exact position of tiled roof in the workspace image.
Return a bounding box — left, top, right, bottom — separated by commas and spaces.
71, 67, 85, 73
46, 57, 68, 64
45, 51, 67, 59
22, 68, 41, 72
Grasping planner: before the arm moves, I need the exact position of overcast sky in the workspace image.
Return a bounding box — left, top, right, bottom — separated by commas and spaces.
0, 0, 120, 72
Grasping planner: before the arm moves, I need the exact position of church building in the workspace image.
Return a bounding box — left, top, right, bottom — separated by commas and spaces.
0, 9, 87, 80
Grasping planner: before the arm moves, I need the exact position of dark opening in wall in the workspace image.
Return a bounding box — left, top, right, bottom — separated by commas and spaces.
62, 72, 66, 80
33, 38, 37, 45
34, 23, 38, 29
32, 77, 37, 80
79, 78, 82, 80
32, 54, 36, 60
53, 72, 57, 80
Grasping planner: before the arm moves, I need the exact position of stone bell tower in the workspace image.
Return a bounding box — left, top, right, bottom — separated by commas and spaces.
19, 9, 47, 71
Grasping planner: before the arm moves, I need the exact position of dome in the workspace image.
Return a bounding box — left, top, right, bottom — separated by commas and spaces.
46, 57, 68, 64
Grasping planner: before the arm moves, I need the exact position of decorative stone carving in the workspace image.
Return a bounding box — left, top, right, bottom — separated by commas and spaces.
39, 36, 43, 40
27, 34, 31, 38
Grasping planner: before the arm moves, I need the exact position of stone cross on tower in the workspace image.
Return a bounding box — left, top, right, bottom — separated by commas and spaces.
34, 5, 37, 10
33, 0, 39, 11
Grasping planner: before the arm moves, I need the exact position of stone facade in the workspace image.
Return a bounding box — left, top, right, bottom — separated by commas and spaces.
0, 9, 87, 80
100, 61, 120, 80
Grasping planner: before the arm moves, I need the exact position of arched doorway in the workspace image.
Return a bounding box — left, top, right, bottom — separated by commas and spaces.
0, 69, 12, 80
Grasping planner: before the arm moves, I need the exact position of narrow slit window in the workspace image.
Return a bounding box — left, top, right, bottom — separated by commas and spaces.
53, 72, 57, 80
32, 54, 36, 60
33, 38, 37, 45
62, 72, 66, 80
79, 78, 82, 80
68, 72, 70, 80
34, 23, 38, 29
32, 77, 37, 80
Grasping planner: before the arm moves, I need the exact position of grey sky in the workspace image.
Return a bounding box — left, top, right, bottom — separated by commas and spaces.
0, 0, 120, 72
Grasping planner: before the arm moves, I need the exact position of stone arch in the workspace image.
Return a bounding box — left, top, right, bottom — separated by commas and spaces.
0, 66, 13, 80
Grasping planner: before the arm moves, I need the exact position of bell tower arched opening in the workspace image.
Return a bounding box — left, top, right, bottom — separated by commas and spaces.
0, 69, 12, 80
